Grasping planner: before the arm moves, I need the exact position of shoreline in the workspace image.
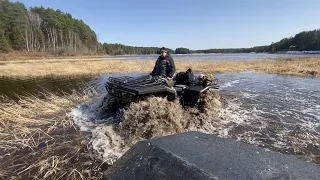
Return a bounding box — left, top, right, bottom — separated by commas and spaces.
0, 57, 319, 79
2, 51, 320, 61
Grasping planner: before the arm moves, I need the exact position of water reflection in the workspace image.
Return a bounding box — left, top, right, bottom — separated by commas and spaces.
0, 76, 93, 101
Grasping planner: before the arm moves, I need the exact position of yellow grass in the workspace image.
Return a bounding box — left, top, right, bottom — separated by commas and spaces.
0, 91, 105, 179
1, 57, 320, 78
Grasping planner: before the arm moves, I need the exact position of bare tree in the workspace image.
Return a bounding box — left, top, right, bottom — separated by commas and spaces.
27, 11, 42, 28
27, 11, 43, 51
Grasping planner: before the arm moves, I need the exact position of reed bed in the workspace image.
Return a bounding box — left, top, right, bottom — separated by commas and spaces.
0, 91, 106, 179
0, 57, 319, 78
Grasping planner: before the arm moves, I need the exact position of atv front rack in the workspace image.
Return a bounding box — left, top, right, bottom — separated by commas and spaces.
105, 74, 220, 107
105, 75, 177, 102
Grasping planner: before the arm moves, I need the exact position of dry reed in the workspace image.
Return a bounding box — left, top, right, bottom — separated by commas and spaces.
1, 57, 320, 79
0, 91, 106, 179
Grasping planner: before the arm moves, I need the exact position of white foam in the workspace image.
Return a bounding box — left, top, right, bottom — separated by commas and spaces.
220, 79, 240, 88
69, 95, 130, 165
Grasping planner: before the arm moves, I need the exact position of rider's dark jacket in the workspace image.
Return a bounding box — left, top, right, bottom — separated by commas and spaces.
151, 55, 176, 78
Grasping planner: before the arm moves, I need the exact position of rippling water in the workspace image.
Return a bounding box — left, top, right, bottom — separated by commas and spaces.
218, 73, 320, 126
216, 73, 320, 159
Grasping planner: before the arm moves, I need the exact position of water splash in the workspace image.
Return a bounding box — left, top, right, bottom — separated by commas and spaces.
70, 91, 249, 164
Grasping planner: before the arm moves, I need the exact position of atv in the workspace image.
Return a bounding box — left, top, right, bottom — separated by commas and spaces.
104, 70, 219, 109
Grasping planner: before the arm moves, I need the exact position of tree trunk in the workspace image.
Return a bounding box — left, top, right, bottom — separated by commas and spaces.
30, 27, 33, 51
74, 33, 77, 53
25, 29, 29, 52
45, 26, 50, 52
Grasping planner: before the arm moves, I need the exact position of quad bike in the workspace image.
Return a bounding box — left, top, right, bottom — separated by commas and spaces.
103, 70, 219, 109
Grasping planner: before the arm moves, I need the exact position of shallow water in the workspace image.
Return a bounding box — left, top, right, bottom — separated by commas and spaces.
216, 73, 320, 159
218, 73, 320, 126
70, 72, 320, 165
0, 76, 93, 101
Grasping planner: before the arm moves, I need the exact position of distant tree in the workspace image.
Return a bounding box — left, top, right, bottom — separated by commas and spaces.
102, 43, 175, 55
175, 47, 191, 54
0, 1, 11, 52
192, 45, 269, 54
266, 29, 320, 52
0, 1, 100, 55
0, 32, 11, 52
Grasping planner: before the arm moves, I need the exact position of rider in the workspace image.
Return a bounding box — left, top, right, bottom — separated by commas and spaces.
151, 47, 176, 79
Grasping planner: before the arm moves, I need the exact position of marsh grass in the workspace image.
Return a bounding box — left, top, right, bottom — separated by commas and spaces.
1, 57, 320, 78
0, 91, 106, 179
0, 52, 104, 61
0, 59, 153, 78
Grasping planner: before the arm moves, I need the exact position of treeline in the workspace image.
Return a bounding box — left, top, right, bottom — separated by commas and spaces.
193, 45, 270, 54
175, 28, 320, 54
102, 43, 174, 55
267, 29, 320, 53
174, 46, 269, 54
46, 27, 320, 54
0, 0, 100, 54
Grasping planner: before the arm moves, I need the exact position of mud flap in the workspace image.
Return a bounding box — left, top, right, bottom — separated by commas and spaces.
180, 87, 202, 107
